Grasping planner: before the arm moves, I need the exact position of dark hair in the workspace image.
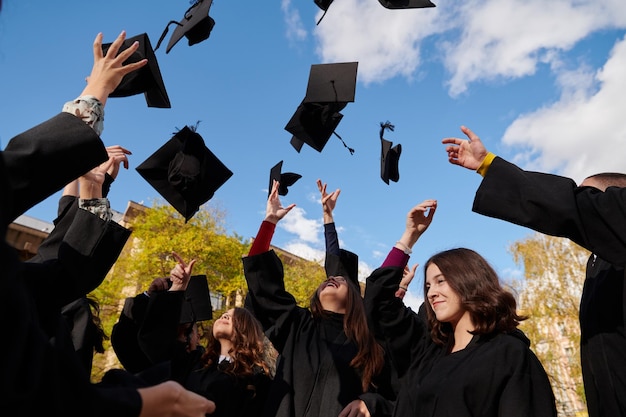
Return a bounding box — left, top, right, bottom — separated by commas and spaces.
201, 307, 270, 377
310, 281, 385, 392
423, 248, 527, 346
583, 172, 626, 191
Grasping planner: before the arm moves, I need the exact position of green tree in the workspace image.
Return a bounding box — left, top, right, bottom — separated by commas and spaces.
90, 201, 327, 380
509, 233, 588, 416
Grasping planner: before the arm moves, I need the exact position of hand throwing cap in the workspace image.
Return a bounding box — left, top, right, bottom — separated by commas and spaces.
379, 121, 401, 184
161, 0, 216, 54
269, 160, 302, 197
325, 249, 359, 287
136, 126, 233, 222
102, 33, 171, 108
179, 275, 213, 323
378, 0, 436, 9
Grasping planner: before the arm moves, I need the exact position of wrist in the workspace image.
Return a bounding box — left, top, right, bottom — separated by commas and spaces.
395, 241, 412, 255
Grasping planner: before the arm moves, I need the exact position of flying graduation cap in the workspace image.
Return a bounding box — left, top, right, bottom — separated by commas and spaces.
179, 275, 213, 323
102, 33, 171, 108
155, 0, 216, 54
285, 62, 358, 155
379, 121, 402, 184
136, 125, 233, 222
269, 160, 302, 197
314, 0, 334, 25
378, 0, 436, 9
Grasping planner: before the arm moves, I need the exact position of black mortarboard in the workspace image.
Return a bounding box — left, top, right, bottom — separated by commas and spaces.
325, 249, 359, 287
378, 0, 436, 9
156, 0, 215, 54
286, 101, 345, 153
269, 160, 302, 197
286, 62, 358, 154
379, 121, 401, 184
314, 0, 334, 24
304, 62, 358, 104
136, 126, 233, 222
179, 275, 213, 323
102, 33, 171, 108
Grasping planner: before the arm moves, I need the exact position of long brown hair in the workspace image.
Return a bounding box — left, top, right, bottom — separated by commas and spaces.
310, 281, 385, 392
423, 248, 527, 346
201, 307, 270, 377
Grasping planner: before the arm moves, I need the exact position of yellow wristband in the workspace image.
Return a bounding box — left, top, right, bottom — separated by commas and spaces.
476, 152, 496, 177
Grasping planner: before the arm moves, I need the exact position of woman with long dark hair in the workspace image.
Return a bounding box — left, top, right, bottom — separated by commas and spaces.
242, 180, 392, 417
365, 199, 557, 417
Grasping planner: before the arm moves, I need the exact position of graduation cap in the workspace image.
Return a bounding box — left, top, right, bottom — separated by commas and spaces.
102, 33, 171, 108
136, 126, 233, 222
314, 0, 334, 25
269, 161, 302, 197
179, 275, 213, 323
286, 62, 358, 154
325, 249, 359, 288
379, 121, 401, 184
378, 0, 436, 9
155, 0, 216, 54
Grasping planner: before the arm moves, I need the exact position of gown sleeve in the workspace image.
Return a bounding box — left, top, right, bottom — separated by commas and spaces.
474, 156, 626, 266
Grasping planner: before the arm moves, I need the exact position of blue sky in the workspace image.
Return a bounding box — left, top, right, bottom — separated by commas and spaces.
2, 0, 625, 310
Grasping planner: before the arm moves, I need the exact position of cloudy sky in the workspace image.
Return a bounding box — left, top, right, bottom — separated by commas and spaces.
1, 0, 625, 310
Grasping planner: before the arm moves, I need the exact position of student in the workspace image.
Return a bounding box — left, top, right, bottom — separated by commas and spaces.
242, 180, 393, 417
28, 145, 132, 376
364, 200, 557, 417
173, 307, 273, 417
442, 125, 626, 417
0, 29, 214, 416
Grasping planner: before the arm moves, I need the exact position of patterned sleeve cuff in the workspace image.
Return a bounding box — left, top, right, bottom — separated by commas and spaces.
78, 198, 112, 222
62, 95, 105, 136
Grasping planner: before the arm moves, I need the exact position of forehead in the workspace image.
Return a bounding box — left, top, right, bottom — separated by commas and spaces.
425, 263, 443, 281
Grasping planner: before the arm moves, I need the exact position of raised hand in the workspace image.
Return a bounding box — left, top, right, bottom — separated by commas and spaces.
265, 180, 296, 224
169, 251, 197, 291
81, 31, 148, 104
317, 179, 340, 223
441, 126, 489, 171
105, 145, 132, 179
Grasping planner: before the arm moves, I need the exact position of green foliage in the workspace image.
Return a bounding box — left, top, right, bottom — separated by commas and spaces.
90, 201, 326, 380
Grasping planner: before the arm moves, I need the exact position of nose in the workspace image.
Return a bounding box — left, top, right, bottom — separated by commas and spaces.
427, 286, 437, 300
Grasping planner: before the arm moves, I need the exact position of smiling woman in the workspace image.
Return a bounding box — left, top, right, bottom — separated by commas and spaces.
241, 179, 395, 417
364, 200, 558, 417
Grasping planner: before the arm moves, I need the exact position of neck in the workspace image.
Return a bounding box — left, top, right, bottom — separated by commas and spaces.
320, 300, 346, 315
450, 312, 475, 353
219, 339, 233, 357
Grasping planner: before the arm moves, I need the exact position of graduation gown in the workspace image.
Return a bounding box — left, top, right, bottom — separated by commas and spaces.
30, 188, 129, 375
243, 250, 393, 417
1, 113, 141, 416
364, 265, 557, 417
473, 156, 626, 417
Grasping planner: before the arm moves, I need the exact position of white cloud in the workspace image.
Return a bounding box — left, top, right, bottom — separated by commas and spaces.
282, 0, 308, 42
501, 34, 626, 182
312, 0, 448, 85
305, 0, 626, 95
402, 289, 424, 312
442, 0, 626, 96
279, 206, 322, 243
283, 241, 325, 262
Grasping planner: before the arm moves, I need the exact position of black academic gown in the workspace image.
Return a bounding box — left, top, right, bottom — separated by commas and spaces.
473, 156, 626, 417
364, 265, 557, 417
0, 113, 141, 416
29, 182, 127, 376
243, 250, 393, 417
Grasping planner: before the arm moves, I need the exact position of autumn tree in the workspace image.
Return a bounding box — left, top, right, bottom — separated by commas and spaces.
90, 201, 249, 379
89, 201, 328, 380
509, 233, 588, 416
